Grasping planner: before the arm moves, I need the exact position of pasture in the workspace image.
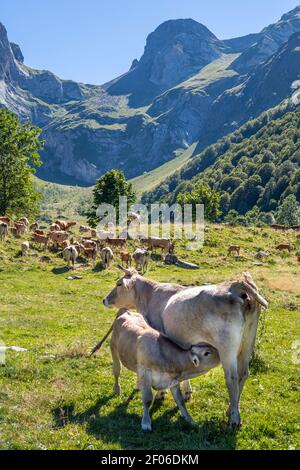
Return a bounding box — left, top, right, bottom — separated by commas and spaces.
0, 224, 299, 450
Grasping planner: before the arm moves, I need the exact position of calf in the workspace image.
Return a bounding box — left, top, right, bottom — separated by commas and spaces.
0, 222, 8, 241
32, 232, 49, 249
120, 251, 132, 267
18, 217, 29, 227
14, 222, 27, 236
110, 310, 219, 431
228, 245, 240, 257
276, 244, 292, 253
80, 244, 97, 264
133, 249, 149, 273
63, 245, 78, 270
101, 247, 114, 268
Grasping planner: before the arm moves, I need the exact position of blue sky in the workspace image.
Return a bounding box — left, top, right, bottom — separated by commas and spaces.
1, 0, 299, 85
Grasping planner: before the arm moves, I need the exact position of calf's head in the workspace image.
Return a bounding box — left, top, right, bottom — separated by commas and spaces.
103, 266, 138, 309
189, 344, 220, 371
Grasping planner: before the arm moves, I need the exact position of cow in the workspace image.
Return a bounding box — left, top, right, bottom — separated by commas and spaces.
32, 232, 49, 249
0, 222, 8, 241
79, 225, 91, 234
63, 245, 78, 270
110, 309, 220, 431
10, 227, 19, 238
103, 268, 268, 428
61, 239, 71, 250
18, 217, 29, 227
49, 231, 68, 247
82, 239, 97, 250
228, 245, 241, 257
108, 238, 126, 250
30, 222, 39, 232
55, 220, 76, 231
91, 229, 97, 238
101, 247, 114, 268
133, 249, 149, 273
120, 251, 132, 267
0, 216, 11, 226
34, 229, 44, 235
80, 244, 97, 264
14, 222, 27, 236
148, 237, 174, 254
270, 224, 288, 231
276, 244, 292, 253
21, 241, 30, 256
291, 225, 300, 231
50, 223, 60, 232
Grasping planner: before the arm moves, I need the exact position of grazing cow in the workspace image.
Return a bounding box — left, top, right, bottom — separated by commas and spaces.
21, 241, 30, 256
14, 222, 27, 236
50, 223, 60, 232
79, 225, 91, 234
104, 269, 268, 428
107, 238, 126, 250
56, 220, 76, 231
30, 222, 39, 232
32, 232, 49, 249
82, 239, 97, 250
0, 216, 11, 226
0, 222, 8, 241
101, 247, 114, 268
63, 245, 78, 270
228, 245, 240, 257
49, 231, 68, 247
133, 249, 149, 273
120, 251, 132, 267
34, 229, 44, 235
148, 237, 174, 254
270, 224, 288, 231
276, 244, 292, 253
110, 309, 220, 431
291, 225, 300, 231
18, 217, 29, 227
80, 244, 97, 264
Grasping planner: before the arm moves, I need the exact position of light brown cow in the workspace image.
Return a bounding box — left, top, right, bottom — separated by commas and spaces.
30, 222, 39, 232
101, 247, 114, 268
148, 237, 174, 254
108, 238, 126, 250
49, 231, 68, 247
79, 225, 91, 234
61, 239, 71, 249
80, 244, 97, 264
34, 229, 44, 235
56, 220, 76, 231
110, 309, 220, 431
120, 251, 132, 267
32, 232, 49, 249
0, 216, 11, 226
276, 244, 292, 252
82, 239, 97, 250
50, 223, 60, 232
228, 245, 240, 257
270, 224, 288, 231
18, 217, 29, 227
14, 222, 27, 236
103, 269, 268, 428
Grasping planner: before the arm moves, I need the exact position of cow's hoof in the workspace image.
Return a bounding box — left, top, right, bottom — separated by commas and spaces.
228, 412, 241, 430
113, 385, 121, 396
141, 422, 152, 432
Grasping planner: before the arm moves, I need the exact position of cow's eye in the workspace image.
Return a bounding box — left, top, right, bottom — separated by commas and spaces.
117, 282, 122, 287
204, 351, 211, 357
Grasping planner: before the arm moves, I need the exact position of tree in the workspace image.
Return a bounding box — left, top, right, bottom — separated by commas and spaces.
176, 183, 221, 221
276, 195, 300, 226
0, 109, 43, 217
87, 169, 136, 227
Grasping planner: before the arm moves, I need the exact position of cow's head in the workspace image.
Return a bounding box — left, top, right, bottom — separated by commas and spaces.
103, 266, 138, 309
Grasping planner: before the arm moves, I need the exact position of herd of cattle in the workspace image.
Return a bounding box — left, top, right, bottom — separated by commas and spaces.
0, 216, 176, 272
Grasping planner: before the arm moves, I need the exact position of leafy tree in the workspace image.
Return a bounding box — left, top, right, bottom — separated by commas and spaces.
0, 109, 43, 217
276, 195, 300, 226
176, 183, 221, 221
87, 169, 136, 227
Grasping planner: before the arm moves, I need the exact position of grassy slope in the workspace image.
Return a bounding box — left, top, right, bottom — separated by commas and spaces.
0, 224, 299, 450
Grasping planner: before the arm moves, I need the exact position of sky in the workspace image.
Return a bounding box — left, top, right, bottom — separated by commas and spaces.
1, 0, 300, 85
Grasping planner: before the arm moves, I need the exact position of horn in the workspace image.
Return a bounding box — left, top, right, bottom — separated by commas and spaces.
117, 265, 132, 275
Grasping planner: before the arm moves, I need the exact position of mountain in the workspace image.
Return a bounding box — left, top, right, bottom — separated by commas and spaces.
142, 100, 300, 216
1, 7, 300, 186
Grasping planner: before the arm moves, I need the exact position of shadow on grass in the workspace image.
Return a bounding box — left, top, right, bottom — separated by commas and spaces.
52, 266, 70, 275
52, 394, 237, 450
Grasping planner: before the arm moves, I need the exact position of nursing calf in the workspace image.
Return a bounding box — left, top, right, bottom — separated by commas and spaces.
110, 310, 219, 431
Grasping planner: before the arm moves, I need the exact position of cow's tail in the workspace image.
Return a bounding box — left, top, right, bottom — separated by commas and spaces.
238, 272, 268, 309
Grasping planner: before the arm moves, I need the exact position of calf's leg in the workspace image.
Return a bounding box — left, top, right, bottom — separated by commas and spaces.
138, 368, 153, 431
181, 380, 193, 401
171, 385, 195, 426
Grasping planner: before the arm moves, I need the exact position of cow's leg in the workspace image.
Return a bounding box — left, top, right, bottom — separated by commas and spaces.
181, 380, 193, 401
238, 311, 260, 399
221, 352, 240, 428
171, 385, 195, 426
139, 368, 153, 431
110, 339, 121, 395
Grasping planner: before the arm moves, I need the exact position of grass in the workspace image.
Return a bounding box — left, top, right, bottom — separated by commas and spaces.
0, 223, 299, 450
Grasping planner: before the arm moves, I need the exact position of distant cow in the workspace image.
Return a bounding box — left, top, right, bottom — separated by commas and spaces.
270, 224, 288, 231
120, 251, 132, 267
18, 217, 29, 227
21, 241, 30, 256
50, 223, 60, 232
32, 232, 49, 249
133, 249, 149, 273
49, 231, 68, 247
291, 225, 300, 231
228, 245, 240, 257
79, 225, 91, 234
30, 222, 39, 232
108, 238, 126, 250
80, 244, 97, 264
14, 222, 27, 236
101, 247, 114, 268
55, 220, 76, 231
110, 309, 220, 431
148, 237, 174, 254
276, 244, 292, 253
0, 222, 8, 241
34, 229, 44, 235
0, 216, 11, 226
82, 239, 97, 250
63, 245, 78, 270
